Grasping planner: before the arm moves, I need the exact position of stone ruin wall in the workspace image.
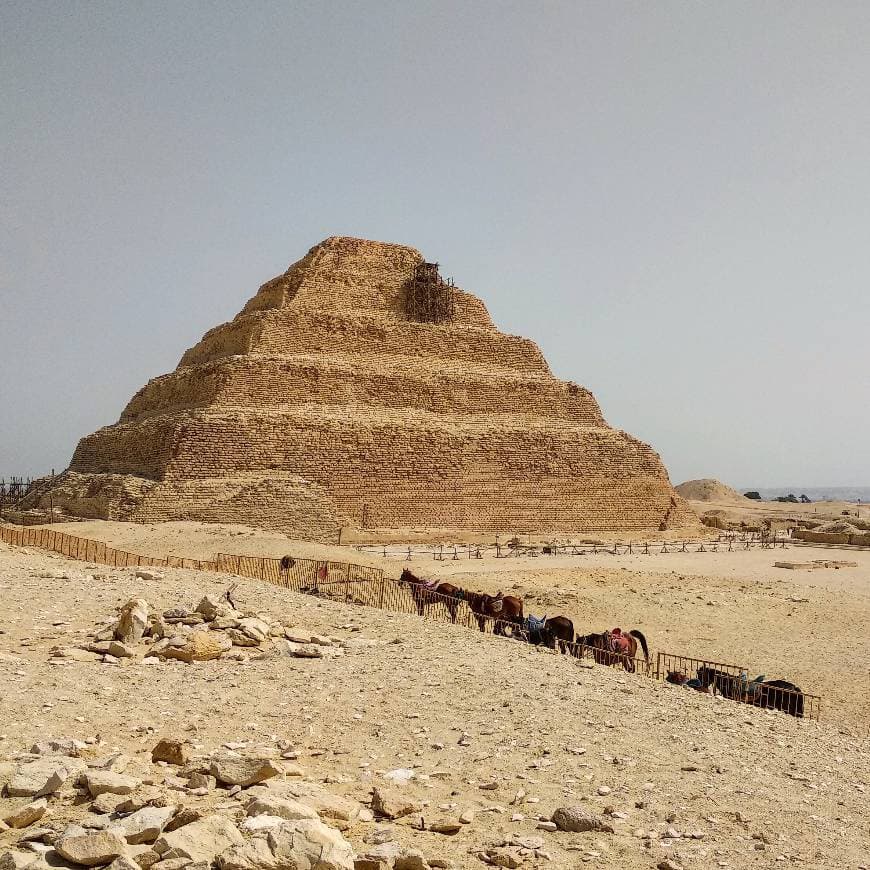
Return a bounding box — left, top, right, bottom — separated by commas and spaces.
46, 236, 698, 540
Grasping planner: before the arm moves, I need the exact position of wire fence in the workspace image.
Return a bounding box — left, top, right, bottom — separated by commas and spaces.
357, 533, 791, 562
0, 524, 218, 571
1, 523, 820, 721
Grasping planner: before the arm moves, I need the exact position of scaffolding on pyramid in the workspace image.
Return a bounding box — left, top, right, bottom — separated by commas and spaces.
405, 261, 456, 323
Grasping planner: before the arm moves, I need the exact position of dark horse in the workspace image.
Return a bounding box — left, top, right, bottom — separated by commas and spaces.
399, 569, 464, 623
575, 628, 650, 672
695, 666, 744, 699
466, 591, 524, 636
696, 667, 804, 717
539, 616, 575, 653
751, 679, 805, 718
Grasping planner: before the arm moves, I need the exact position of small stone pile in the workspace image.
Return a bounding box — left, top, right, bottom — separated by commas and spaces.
48, 579, 355, 666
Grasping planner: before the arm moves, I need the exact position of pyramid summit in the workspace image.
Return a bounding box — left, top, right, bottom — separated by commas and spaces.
44, 236, 696, 539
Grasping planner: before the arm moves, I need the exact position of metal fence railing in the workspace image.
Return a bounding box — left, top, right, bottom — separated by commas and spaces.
655, 651, 820, 721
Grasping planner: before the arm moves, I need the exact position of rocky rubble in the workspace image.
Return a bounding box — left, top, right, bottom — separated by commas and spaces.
47, 592, 366, 667
1, 735, 361, 870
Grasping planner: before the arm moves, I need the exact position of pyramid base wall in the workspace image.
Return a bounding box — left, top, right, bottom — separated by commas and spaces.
66, 408, 699, 538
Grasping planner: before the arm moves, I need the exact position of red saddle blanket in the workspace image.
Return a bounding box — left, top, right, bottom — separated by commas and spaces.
609, 629, 631, 654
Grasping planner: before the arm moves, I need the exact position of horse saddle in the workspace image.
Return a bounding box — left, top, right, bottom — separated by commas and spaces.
608, 630, 631, 654
526, 614, 546, 633
423, 580, 440, 591
490, 593, 504, 613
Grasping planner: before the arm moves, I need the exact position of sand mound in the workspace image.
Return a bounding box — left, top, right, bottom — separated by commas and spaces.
675, 478, 748, 502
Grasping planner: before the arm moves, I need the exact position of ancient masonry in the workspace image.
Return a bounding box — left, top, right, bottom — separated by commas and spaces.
41, 237, 696, 540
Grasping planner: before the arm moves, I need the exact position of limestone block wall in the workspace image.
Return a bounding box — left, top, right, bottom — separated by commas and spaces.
256, 312, 549, 372
121, 354, 604, 424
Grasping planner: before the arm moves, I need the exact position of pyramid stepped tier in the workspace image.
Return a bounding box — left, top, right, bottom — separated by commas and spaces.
40, 236, 698, 540
120, 354, 604, 424
178, 309, 548, 371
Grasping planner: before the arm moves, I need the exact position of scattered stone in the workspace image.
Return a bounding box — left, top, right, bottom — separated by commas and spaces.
245, 796, 318, 822
371, 786, 421, 820
152, 741, 189, 767
0, 850, 38, 870
208, 751, 280, 787
551, 806, 614, 834
160, 632, 225, 664
7, 759, 80, 797
85, 771, 141, 797
535, 821, 557, 832
3, 798, 48, 829
428, 819, 461, 835
116, 599, 150, 644
153, 815, 243, 864
118, 806, 177, 845
218, 819, 354, 870
57, 830, 128, 867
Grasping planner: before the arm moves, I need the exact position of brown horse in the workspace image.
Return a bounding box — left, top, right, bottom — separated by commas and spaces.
466, 591, 524, 636
575, 628, 650, 672
399, 569, 464, 623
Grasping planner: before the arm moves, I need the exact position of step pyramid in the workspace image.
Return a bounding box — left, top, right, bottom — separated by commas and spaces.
46, 236, 696, 540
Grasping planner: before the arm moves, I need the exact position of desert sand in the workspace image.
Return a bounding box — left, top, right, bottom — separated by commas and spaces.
1, 537, 869, 870
17, 519, 870, 731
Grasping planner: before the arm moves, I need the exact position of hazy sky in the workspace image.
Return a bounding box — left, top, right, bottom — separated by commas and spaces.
2, 1, 868, 488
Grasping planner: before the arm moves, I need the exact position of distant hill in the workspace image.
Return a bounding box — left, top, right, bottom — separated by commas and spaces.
675, 478, 750, 503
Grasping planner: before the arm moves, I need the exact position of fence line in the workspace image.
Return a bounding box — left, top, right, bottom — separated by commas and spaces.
357, 533, 791, 562
1, 524, 820, 721
220, 553, 820, 722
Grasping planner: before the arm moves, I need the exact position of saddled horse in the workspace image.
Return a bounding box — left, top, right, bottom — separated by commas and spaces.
399, 568, 465, 623
575, 628, 650, 672
466, 591, 524, 636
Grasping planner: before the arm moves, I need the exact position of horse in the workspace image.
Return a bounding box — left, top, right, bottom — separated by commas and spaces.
696, 667, 805, 717
524, 614, 548, 645
575, 628, 650, 672
540, 616, 575, 653
399, 568, 464, 623
695, 666, 746, 700
466, 591, 524, 636
749, 679, 805, 718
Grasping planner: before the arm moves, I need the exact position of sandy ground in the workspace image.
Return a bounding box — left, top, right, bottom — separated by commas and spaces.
686, 495, 868, 528
402, 547, 870, 732
25, 520, 870, 731
1, 541, 868, 870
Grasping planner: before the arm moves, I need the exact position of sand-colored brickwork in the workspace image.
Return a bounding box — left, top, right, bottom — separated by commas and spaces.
42, 236, 697, 540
